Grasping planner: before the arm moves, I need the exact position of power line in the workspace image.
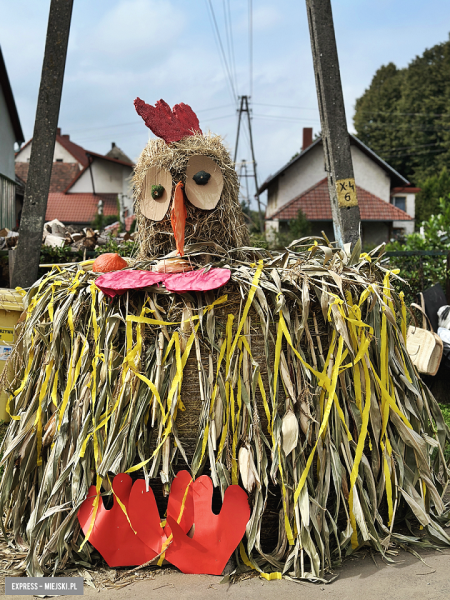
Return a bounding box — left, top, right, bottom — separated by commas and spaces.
253, 102, 319, 111
378, 141, 444, 152
223, 0, 238, 96
253, 113, 320, 123
382, 148, 448, 159
64, 105, 235, 135
248, 0, 253, 97
358, 109, 450, 118
206, 0, 237, 104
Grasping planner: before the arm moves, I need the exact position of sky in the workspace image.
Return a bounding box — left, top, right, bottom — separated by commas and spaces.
1, 0, 450, 208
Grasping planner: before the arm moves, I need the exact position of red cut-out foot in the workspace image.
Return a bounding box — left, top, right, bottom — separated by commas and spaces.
165, 476, 250, 575
128, 470, 194, 553
77, 474, 159, 567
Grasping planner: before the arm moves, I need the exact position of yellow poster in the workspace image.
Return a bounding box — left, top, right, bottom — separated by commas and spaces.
0, 327, 14, 362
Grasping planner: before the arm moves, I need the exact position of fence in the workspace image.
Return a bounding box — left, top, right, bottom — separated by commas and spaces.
0, 172, 16, 230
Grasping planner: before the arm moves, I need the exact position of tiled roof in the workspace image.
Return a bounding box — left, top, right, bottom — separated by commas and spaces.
16, 162, 81, 193
268, 179, 413, 222
58, 135, 90, 167
46, 193, 118, 224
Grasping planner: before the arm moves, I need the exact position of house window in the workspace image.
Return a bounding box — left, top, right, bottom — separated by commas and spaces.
56, 158, 63, 163
392, 196, 406, 212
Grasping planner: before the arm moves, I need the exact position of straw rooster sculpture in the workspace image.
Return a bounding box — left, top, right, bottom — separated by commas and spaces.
133, 98, 249, 259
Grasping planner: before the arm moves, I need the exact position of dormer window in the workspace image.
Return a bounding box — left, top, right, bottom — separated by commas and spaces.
392, 196, 406, 212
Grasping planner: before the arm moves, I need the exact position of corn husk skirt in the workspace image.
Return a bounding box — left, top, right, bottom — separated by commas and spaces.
1, 241, 449, 579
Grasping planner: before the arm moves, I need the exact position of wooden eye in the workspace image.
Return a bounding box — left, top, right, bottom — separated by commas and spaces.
185, 156, 223, 210
141, 166, 172, 221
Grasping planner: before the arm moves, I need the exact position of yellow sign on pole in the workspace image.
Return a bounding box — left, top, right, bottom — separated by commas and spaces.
336, 178, 358, 208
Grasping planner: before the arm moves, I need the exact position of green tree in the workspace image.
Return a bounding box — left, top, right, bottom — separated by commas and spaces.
415, 167, 450, 225
354, 39, 450, 185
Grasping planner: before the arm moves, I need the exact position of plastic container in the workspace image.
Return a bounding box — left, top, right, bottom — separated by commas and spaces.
0, 289, 24, 422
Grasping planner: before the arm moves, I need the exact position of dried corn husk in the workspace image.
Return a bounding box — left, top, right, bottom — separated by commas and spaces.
282, 410, 299, 456
0, 239, 449, 582
152, 258, 193, 273
239, 444, 259, 492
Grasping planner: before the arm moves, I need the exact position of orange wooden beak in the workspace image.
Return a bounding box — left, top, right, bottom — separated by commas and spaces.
171, 181, 187, 257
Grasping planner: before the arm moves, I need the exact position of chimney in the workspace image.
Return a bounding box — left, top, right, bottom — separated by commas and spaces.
111, 142, 116, 149
62, 134, 70, 141
56, 127, 61, 136
302, 127, 313, 151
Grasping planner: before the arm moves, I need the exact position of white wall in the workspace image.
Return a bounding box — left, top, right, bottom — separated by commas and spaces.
392, 192, 415, 234
69, 158, 133, 196
15, 140, 80, 165
0, 86, 16, 179
351, 146, 391, 202
266, 143, 326, 218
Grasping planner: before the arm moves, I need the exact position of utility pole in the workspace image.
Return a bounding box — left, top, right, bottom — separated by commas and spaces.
234, 96, 264, 233
12, 0, 74, 288
306, 0, 361, 248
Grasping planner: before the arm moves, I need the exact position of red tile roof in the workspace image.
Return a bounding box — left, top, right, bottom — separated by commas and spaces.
16, 162, 81, 193
269, 179, 413, 222
46, 193, 118, 224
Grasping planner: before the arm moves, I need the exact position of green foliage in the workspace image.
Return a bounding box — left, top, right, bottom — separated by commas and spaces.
415, 167, 450, 225
241, 201, 263, 234
249, 232, 269, 249
354, 40, 450, 184
40, 245, 82, 264
273, 210, 311, 249
386, 195, 450, 302
91, 214, 120, 230
94, 238, 136, 257
438, 403, 450, 460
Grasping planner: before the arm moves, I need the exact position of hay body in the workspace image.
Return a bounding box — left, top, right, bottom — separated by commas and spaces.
133, 133, 249, 258
1, 242, 450, 579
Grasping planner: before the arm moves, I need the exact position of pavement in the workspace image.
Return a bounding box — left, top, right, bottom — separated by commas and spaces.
5, 547, 450, 600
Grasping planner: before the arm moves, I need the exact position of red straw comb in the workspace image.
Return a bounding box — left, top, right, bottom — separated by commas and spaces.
134, 98, 202, 143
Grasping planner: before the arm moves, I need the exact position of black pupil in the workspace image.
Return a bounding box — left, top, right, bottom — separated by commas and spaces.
193, 170, 211, 185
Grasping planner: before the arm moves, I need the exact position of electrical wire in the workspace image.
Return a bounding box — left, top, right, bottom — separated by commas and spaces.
248, 0, 253, 97
64, 105, 235, 136
223, 0, 238, 97
253, 102, 319, 111
381, 148, 448, 159
206, 0, 237, 104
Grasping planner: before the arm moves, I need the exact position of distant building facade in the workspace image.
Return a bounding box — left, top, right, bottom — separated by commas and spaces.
0, 46, 24, 229
16, 133, 134, 227
260, 128, 418, 245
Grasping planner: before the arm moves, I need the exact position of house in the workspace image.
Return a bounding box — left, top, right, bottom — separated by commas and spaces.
0, 46, 24, 229
15, 132, 135, 227
260, 128, 418, 245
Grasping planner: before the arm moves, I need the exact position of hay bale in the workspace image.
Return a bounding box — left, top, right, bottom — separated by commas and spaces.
1, 245, 449, 579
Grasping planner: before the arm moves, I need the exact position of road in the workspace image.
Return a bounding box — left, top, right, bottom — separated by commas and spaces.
5, 547, 450, 600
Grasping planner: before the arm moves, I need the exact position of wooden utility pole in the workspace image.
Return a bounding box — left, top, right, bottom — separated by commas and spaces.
306, 0, 361, 248
12, 0, 74, 288
234, 96, 264, 233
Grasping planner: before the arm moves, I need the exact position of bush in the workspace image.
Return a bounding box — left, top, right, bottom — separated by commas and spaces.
386, 195, 450, 302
